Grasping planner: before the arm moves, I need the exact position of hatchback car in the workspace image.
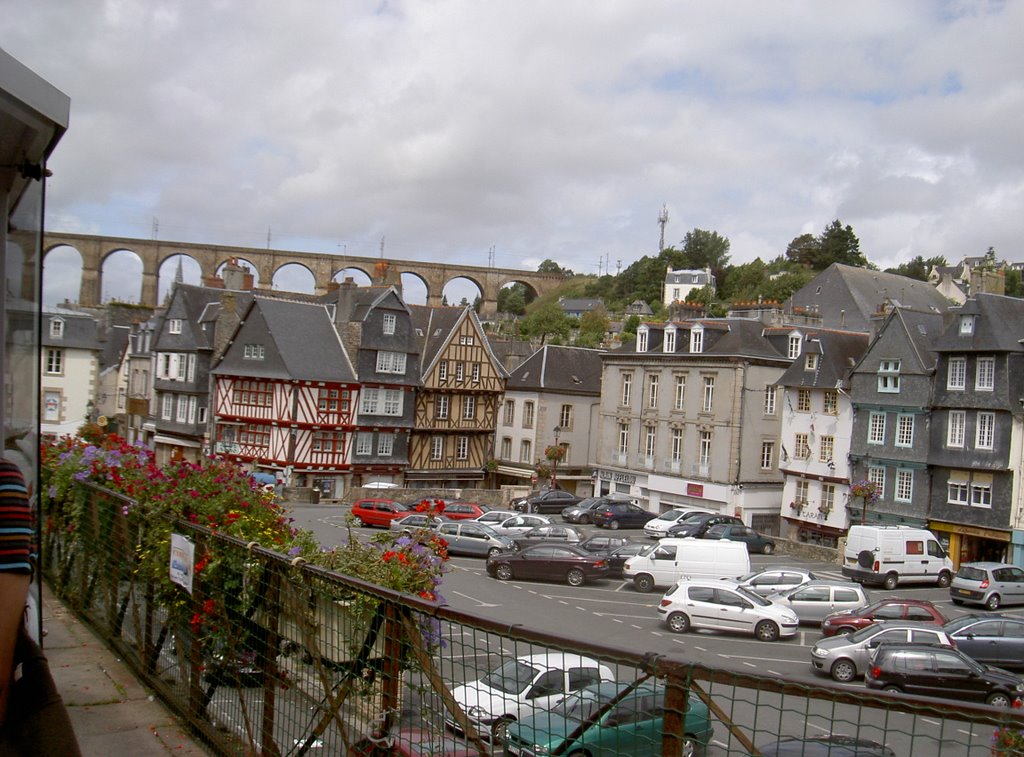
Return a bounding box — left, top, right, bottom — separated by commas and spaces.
448, 652, 615, 743
470, 509, 519, 526
643, 509, 713, 539
770, 581, 871, 624
441, 501, 489, 520
810, 621, 955, 683
577, 535, 633, 554
592, 502, 657, 530
865, 644, 1024, 707
658, 579, 800, 641
821, 598, 947, 637
512, 489, 584, 514
943, 614, 1024, 670
486, 543, 609, 586
512, 524, 584, 549
703, 523, 776, 554
950, 562, 1024, 610
388, 513, 452, 535
560, 496, 628, 524
434, 521, 515, 558
735, 567, 818, 597
489, 514, 552, 537
505, 679, 714, 757
665, 513, 742, 538
350, 498, 410, 528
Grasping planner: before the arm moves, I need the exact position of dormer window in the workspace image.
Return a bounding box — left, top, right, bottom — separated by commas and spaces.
878, 359, 901, 393
169, 319, 182, 334
243, 344, 265, 360
664, 327, 676, 353
49, 318, 64, 339
636, 326, 649, 353
959, 315, 975, 335
804, 353, 819, 370
690, 325, 704, 354
788, 333, 802, 359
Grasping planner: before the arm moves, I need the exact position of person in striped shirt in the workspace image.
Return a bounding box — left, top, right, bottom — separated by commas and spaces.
0, 458, 32, 729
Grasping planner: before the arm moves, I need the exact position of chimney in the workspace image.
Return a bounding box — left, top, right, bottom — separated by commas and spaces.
335, 277, 357, 328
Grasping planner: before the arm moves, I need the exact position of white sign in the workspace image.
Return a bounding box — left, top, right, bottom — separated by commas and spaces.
169, 533, 195, 594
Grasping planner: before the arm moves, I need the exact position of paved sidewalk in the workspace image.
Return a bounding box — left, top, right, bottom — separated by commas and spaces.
41, 582, 211, 756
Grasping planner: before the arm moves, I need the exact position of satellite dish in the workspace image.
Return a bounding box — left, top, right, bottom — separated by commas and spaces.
97, 415, 108, 427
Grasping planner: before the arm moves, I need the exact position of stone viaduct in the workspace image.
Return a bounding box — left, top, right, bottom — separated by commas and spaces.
43, 232, 565, 318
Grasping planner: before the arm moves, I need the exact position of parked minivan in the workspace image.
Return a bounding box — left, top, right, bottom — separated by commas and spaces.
841, 525, 953, 590
622, 537, 750, 593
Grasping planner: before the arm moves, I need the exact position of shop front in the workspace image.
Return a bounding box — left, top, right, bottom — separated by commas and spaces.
929, 521, 1012, 569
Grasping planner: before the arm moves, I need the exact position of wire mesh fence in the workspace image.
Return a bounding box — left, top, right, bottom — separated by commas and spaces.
41, 483, 1024, 756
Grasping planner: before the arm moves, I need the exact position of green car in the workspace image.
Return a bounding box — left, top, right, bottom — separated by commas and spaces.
504, 680, 713, 757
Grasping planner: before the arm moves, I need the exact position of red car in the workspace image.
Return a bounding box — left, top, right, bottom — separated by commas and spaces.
820, 598, 948, 637
439, 501, 489, 520
350, 498, 410, 528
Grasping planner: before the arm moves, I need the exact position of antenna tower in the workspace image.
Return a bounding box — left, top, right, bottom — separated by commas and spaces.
658, 204, 669, 251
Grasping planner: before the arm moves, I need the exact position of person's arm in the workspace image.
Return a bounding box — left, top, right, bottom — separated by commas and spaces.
0, 570, 30, 725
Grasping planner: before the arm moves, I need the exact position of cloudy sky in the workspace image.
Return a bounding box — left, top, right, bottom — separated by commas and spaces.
4, 1, 1021, 307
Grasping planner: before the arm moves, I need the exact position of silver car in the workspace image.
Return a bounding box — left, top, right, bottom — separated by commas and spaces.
950, 562, 1024, 611
734, 567, 817, 597
770, 581, 870, 624
388, 513, 451, 535
471, 509, 519, 526
489, 514, 552, 538
435, 521, 515, 557
810, 621, 954, 682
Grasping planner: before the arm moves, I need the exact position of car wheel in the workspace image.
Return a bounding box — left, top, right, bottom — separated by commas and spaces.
883, 685, 902, 695
491, 717, 513, 745
634, 574, 655, 593
834, 625, 856, 636
987, 692, 1012, 708
608, 520, 621, 530
986, 593, 1002, 611
681, 735, 699, 757
754, 620, 780, 642
667, 612, 690, 634
580, 515, 591, 525
830, 659, 857, 683
495, 564, 513, 581
351, 517, 364, 528
761, 542, 775, 555
882, 573, 899, 591
952, 598, 964, 606
936, 571, 952, 588
487, 547, 502, 557
566, 568, 586, 587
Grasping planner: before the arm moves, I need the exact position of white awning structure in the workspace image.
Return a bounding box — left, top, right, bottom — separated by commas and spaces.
153, 434, 202, 449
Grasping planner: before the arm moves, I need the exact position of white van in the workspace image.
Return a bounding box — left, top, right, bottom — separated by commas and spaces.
841, 525, 953, 590
622, 537, 750, 593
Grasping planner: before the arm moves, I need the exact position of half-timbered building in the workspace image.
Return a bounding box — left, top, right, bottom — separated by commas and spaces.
407, 305, 507, 488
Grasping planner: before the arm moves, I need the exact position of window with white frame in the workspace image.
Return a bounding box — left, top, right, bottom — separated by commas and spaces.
462, 395, 476, 420
637, 327, 648, 353
971, 481, 992, 508
520, 439, 531, 463
436, 394, 449, 420
895, 469, 913, 502
959, 315, 974, 335
948, 478, 969, 505
644, 426, 656, 459
523, 400, 534, 428
760, 441, 774, 470
867, 466, 886, 494
559, 443, 571, 465
822, 484, 835, 512
819, 435, 834, 463
198, 406, 207, 424
187, 396, 197, 423
161, 393, 173, 420
456, 436, 468, 460
382, 313, 396, 335
459, 335, 475, 346
804, 352, 819, 370
503, 399, 514, 426
877, 360, 901, 393
976, 357, 995, 391
376, 351, 407, 374
455, 362, 465, 382
823, 390, 838, 415
647, 374, 659, 409
431, 436, 444, 460
947, 410, 966, 447
788, 334, 802, 359
439, 361, 448, 381
895, 414, 915, 447
169, 318, 182, 334
187, 353, 196, 382
947, 357, 966, 390
361, 388, 403, 416
500, 437, 511, 459
702, 376, 714, 413
559, 404, 572, 429
764, 386, 776, 415
671, 429, 683, 462
797, 389, 811, 412
621, 373, 632, 406
49, 318, 64, 339
868, 412, 886, 444
795, 479, 809, 504
794, 433, 810, 459
976, 412, 995, 449
690, 326, 703, 353
378, 434, 394, 457
674, 376, 686, 411
664, 328, 676, 353
356, 433, 373, 456
243, 344, 265, 360
45, 348, 63, 375
617, 423, 629, 455
698, 430, 712, 468
471, 363, 480, 382
318, 388, 339, 412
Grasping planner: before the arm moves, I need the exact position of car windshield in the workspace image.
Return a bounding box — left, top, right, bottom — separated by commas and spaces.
654, 509, 687, 522
481, 660, 540, 695
737, 586, 771, 606
848, 625, 886, 643
549, 690, 611, 721
638, 542, 663, 558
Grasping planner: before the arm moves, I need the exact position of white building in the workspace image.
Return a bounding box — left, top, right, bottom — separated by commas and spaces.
663, 267, 716, 305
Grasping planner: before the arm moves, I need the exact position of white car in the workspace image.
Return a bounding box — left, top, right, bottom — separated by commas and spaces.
470, 510, 519, 527
489, 514, 552, 538
657, 578, 800, 641
643, 508, 712, 539
447, 652, 615, 743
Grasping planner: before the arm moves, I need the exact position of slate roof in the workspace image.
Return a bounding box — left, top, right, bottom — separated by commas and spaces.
212, 297, 355, 382
98, 325, 130, 372
610, 318, 790, 362
776, 330, 870, 389
932, 293, 1024, 353
559, 298, 604, 313
787, 264, 950, 333
410, 305, 508, 378
42, 312, 101, 350
507, 345, 604, 394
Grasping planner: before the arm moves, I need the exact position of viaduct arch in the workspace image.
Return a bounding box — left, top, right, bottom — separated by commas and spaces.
43, 232, 565, 318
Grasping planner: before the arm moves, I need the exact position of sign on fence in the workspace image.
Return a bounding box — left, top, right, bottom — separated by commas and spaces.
169, 533, 195, 594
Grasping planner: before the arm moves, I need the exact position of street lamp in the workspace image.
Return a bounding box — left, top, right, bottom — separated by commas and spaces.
551, 425, 562, 488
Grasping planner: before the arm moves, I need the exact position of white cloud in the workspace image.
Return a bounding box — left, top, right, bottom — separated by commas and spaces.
6, 0, 1022, 308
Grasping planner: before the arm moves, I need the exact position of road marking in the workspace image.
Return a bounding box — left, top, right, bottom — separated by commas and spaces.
448, 591, 500, 608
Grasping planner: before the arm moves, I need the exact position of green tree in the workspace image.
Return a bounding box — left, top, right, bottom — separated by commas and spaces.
1005, 268, 1023, 298
885, 255, 947, 282
679, 228, 731, 277
785, 220, 869, 271
520, 300, 571, 345
497, 284, 527, 315
576, 308, 609, 348
538, 259, 573, 275
622, 314, 641, 335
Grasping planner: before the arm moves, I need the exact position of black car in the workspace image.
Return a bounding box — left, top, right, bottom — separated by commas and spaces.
865, 644, 1024, 707
703, 523, 776, 554
666, 513, 742, 538
592, 502, 658, 530
486, 544, 610, 587
943, 614, 1024, 670
577, 535, 633, 553
561, 496, 626, 524
512, 488, 585, 514
758, 735, 896, 756
604, 543, 647, 579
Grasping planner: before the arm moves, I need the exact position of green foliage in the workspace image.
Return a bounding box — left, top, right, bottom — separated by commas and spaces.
538, 259, 573, 275
786, 219, 870, 271
679, 228, 731, 272
1005, 268, 1023, 298
576, 308, 609, 348
520, 300, 571, 344
885, 255, 947, 282
497, 284, 528, 315
622, 314, 641, 335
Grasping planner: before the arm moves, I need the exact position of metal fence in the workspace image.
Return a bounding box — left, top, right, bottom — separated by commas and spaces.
42, 483, 1024, 756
